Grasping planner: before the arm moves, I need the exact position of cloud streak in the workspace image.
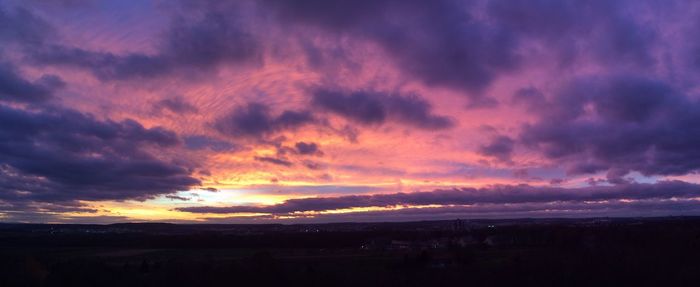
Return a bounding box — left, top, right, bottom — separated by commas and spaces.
177, 181, 700, 214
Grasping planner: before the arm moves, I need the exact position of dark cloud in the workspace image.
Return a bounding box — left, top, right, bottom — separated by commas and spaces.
465, 96, 500, 110
263, 0, 663, 97
520, 75, 700, 176
286, 199, 700, 222
0, 211, 132, 224
29, 45, 171, 81
478, 135, 515, 163
0, 200, 98, 219
0, 63, 62, 103
264, 0, 519, 95
22, 0, 97, 9
385, 93, 455, 129
0, 104, 200, 208
28, 10, 260, 80
163, 12, 259, 69
18, 0, 666, 89
312, 89, 453, 129
154, 96, 198, 114
214, 103, 314, 139
0, 6, 53, 46
295, 141, 321, 155
165, 195, 191, 201
184, 135, 238, 152
691, 20, 700, 72
303, 160, 323, 170
312, 89, 385, 124
275, 110, 317, 129
487, 0, 581, 41
512, 87, 547, 112
254, 156, 293, 167
549, 178, 566, 185
488, 0, 657, 67
177, 180, 700, 214
259, 198, 700, 223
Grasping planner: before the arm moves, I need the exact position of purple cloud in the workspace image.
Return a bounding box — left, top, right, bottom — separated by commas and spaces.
0, 6, 53, 46
312, 89, 453, 129
264, 0, 520, 96
520, 75, 700, 177
184, 135, 238, 152
478, 135, 515, 163
28, 8, 261, 81
153, 96, 198, 114
177, 180, 700, 214
214, 102, 315, 139
0, 63, 62, 103
0, 104, 200, 207
254, 156, 293, 167
295, 142, 322, 156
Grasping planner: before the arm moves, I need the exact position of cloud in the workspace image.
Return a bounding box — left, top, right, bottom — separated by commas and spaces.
263, 0, 664, 98
165, 195, 191, 201
30, 46, 171, 81
478, 135, 515, 163
177, 180, 700, 214
0, 211, 133, 224
0, 6, 53, 46
184, 135, 238, 152
0, 63, 62, 103
153, 96, 198, 114
295, 141, 321, 155
384, 93, 455, 129
511, 87, 547, 112
0, 200, 98, 219
520, 75, 700, 176
214, 102, 314, 138
263, 0, 520, 95
163, 11, 260, 69
254, 156, 293, 167
19, 0, 667, 89
253, 198, 700, 223
28, 9, 260, 80
0, 104, 200, 208
312, 89, 453, 129
313, 89, 384, 124
303, 160, 323, 170
487, 0, 657, 67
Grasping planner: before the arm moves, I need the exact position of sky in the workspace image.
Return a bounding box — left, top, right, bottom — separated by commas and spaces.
2, 0, 700, 223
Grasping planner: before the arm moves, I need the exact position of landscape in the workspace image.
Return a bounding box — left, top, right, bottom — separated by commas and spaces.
2, 0, 700, 286
3, 217, 700, 286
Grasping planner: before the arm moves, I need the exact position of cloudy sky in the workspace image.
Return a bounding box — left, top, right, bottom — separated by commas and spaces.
2, 0, 700, 223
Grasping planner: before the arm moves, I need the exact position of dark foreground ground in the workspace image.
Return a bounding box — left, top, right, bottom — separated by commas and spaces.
1, 217, 699, 287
